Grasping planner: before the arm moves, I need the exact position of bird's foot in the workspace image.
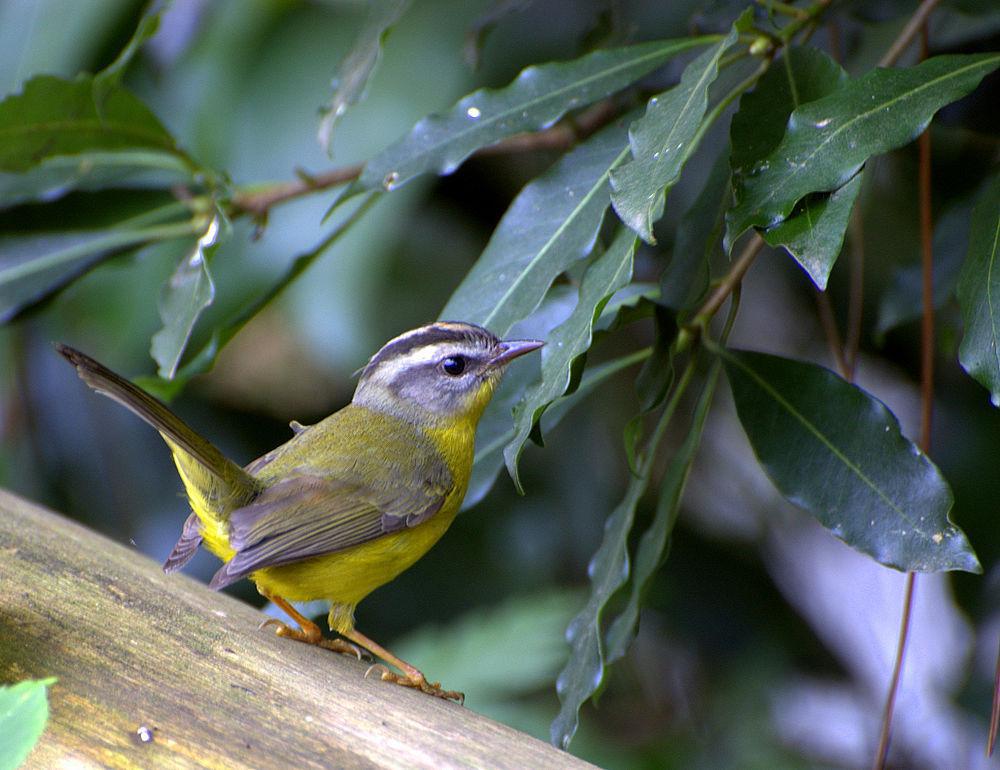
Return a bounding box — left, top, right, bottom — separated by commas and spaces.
259, 618, 364, 659
364, 663, 464, 704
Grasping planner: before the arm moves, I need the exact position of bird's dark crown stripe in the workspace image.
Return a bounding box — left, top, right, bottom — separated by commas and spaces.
365, 323, 498, 373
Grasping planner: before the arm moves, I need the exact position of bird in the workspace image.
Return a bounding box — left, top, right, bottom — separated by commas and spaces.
57, 321, 542, 701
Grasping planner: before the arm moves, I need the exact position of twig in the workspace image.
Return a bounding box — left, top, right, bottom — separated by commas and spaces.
814, 290, 850, 378
694, 234, 766, 325
872, 21, 935, 770
878, 0, 941, 68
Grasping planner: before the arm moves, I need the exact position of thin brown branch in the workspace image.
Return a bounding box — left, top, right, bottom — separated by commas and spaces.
694, 234, 766, 326
878, 0, 941, 68
989, 637, 1000, 755
872, 572, 918, 770
814, 289, 850, 378
231, 100, 622, 219
873, 22, 935, 770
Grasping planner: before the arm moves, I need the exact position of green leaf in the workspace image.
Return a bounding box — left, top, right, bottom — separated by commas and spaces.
138, 194, 379, 400
150, 214, 225, 379
761, 171, 863, 290
876, 202, 970, 341
605, 361, 721, 663
0, 74, 189, 174
0, 205, 199, 323
720, 347, 980, 573
467, 347, 650, 510
93, 1, 168, 102
551, 464, 648, 750
726, 53, 1000, 246
609, 16, 745, 243
440, 115, 630, 336
957, 173, 1000, 404
662, 145, 731, 311
730, 46, 848, 177
0, 150, 195, 209
504, 228, 637, 489
0, 678, 56, 770
729, 46, 853, 286
359, 37, 718, 190
317, 0, 411, 155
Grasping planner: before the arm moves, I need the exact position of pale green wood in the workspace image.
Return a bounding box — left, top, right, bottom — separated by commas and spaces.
0, 488, 595, 770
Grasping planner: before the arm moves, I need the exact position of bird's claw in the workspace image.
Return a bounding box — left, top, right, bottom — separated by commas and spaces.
365, 663, 464, 704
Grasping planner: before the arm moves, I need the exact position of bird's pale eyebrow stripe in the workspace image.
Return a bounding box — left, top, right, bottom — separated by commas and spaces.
365, 324, 497, 372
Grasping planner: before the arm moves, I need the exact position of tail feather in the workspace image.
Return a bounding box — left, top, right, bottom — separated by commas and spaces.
56, 343, 260, 503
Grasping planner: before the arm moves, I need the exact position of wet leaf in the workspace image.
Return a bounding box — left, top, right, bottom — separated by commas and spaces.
504, 228, 637, 489
150, 214, 225, 379
605, 361, 721, 662
0, 205, 199, 323
0, 678, 56, 770
726, 53, 1000, 245
0, 74, 189, 174
440, 115, 630, 336
957, 173, 1000, 404
360, 36, 717, 190
317, 0, 411, 155
610, 14, 745, 243
721, 347, 981, 573
762, 171, 863, 289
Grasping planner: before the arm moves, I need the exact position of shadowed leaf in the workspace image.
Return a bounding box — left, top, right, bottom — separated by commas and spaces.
504, 228, 636, 488
957, 173, 1000, 404
720, 347, 980, 573
0, 678, 56, 770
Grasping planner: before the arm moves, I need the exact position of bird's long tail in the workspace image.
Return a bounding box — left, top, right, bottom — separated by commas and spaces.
56, 344, 261, 518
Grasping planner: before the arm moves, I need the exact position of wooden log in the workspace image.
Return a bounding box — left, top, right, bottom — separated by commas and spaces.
0, 489, 593, 769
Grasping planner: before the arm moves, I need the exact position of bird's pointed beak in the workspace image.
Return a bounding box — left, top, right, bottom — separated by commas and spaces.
489, 338, 544, 367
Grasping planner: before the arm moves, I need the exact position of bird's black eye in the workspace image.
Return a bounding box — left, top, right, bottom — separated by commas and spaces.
441, 356, 466, 376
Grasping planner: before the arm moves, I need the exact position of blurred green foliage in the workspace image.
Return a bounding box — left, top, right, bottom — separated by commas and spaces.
1, 1, 999, 767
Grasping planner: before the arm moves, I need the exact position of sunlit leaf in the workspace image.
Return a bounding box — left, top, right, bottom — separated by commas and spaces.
0, 204, 199, 323
504, 228, 637, 489
0, 678, 56, 770
0, 74, 191, 174
957, 173, 1000, 404
720, 347, 980, 573
610, 13, 745, 243
150, 214, 225, 379
317, 0, 411, 155
726, 53, 1000, 246
360, 36, 718, 190
441, 115, 631, 335
761, 172, 863, 289
605, 361, 721, 662
876, 202, 970, 341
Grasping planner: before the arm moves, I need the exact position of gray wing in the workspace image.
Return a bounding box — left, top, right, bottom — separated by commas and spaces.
208, 471, 449, 590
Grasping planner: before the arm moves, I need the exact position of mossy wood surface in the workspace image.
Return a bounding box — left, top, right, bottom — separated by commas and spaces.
0, 489, 593, 769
